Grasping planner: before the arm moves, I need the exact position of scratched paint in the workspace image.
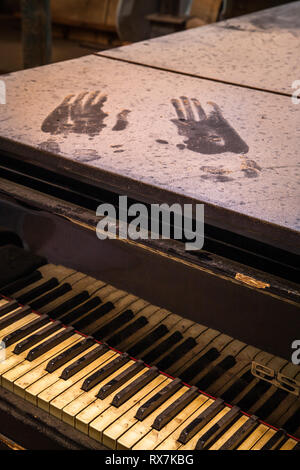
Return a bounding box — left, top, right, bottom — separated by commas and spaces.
235, 273, 270, 289
240, 156, 262, 179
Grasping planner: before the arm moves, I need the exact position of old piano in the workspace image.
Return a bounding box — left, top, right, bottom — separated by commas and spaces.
0, 2, 299, 450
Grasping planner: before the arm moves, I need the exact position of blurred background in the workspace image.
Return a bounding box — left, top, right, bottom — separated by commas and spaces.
0, 0, 296, 74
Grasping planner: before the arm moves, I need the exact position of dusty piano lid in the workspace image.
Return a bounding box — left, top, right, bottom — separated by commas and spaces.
99, 2, 300, 96
0, 54, 299, 254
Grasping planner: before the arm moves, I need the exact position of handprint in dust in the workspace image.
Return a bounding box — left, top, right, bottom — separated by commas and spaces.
41, 91, 130, 137
171, 96, 249, 155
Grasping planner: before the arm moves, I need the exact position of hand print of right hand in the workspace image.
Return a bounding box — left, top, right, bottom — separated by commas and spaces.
171, 96, 249, 155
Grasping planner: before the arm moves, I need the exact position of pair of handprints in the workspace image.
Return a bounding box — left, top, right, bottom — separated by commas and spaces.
41, 92, 260, 178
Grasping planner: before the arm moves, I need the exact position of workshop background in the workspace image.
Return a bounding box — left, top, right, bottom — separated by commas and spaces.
0, 0, 296, 74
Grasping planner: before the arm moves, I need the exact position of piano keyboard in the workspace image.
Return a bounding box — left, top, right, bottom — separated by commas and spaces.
0, 263, 299, 450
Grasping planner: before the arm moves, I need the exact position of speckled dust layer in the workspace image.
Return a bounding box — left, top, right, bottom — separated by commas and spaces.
99, 2, 300, 96
0, 54, 299, 241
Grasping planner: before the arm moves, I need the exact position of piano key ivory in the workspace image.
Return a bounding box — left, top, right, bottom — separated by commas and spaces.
0, 294, 298, 450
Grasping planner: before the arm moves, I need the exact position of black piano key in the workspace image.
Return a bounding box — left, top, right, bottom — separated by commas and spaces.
17, 278, 58, 304
218, 415, 258, 450
92, 309, 133, 341
195, 406, 241, 449
156, 337, 197, 371
178, 397, 225, 444
261, 429, 286, 450
2, 314, 50, 346
179, 348, 220, 384
142, 331, 183, 364
237, 380, 271, 410
1, 270, 42, 297
196, 355, 236, 390
97, 360, 144, 400
256, 389, 288, 420
45, 336, 95, 373
152, 386, 199, 431
74, 302, 115, 331
0, 305, 32, 330
48, 291, 90, 319
26, 326, 75, 361
81, 353, 130, 392
30, 283, 72, 310
135, 378, 182, 421
111, 366, 159, 408
0, 299, 19, 317
127, 324, 169, 357
221, 369, 254, 402
282, 407, 300, 435
61, 343, 109, 380
14, 321, 62, 354
59, 297, 102, 324
107, 316, 148, 348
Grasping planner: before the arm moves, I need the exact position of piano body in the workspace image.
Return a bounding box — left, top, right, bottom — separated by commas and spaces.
0, 2, 299, 450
